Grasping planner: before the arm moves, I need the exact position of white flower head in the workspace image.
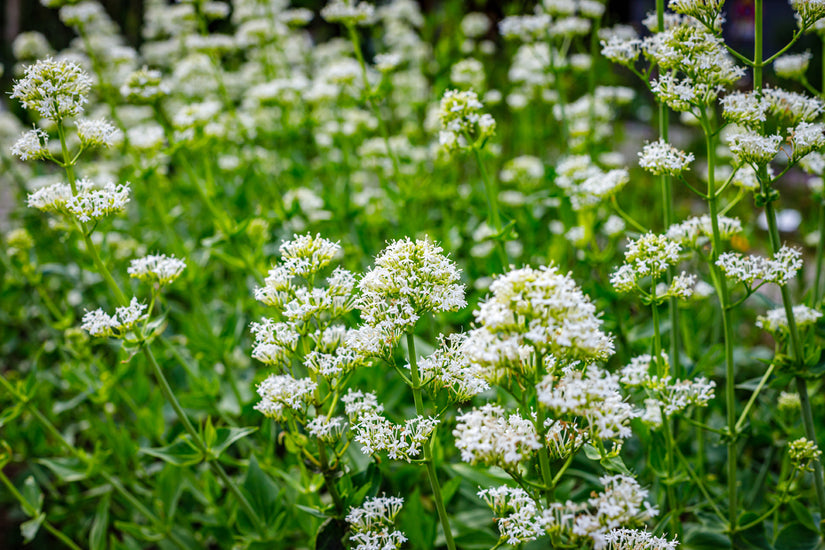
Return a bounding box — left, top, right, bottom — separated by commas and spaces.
638, 139, 694, 176
11, 126, 50, 161
11, 57, 93, 120
76, 118, 121, 149
81, 297, 148, 339
347, 495, 406, 550
128, 254, 186, 286
716, 245, 803, 287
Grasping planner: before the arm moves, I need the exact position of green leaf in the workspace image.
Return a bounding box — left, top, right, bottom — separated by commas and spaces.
774, 522, 819, 550
208, 426, 257, 459
155, 466, 185, 522
440, 476, 462, 506
21, 475, 44, 513
203, 417, 217, 450
789, 500, 817, 533
90, 492, 111, 550
242, 455, 281, 527
399, 488, 433, 550
583, 443, 601, 461
445, 464, 510, 489
296, 504, 331, 519
600, 455, 632, 475
683, 527, 731, 550
0, 402, 23, 427
734, 513, 771, 550
139, 437, 202, 467
21, 512, 45, 543
315, 518, 346, 550
38, 457, 90, 482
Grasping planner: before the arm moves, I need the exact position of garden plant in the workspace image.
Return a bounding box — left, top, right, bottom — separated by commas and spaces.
3, 0, 825, 549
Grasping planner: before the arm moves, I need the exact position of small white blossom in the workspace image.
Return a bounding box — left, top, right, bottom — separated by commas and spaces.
605, 528, 679, 550
76, 118, 121, 149
789, 437, 822, 472
716, 246, 803, 287
478, 486, 547, 545
774, 51, 812, 80
81, 297, 148, 338
11, 127, 50, 161
727, 130, 783, 165
638, 139, 694, 176
756, 304, 822, 333
254, 374, 317, 421
321, 0, 376, 26
128, 254, 186, 285
453, 404, 541, 466
11, 57, 92, 120
347, 496, 406, 550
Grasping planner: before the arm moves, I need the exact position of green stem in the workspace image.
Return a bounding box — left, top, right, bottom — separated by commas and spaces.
734, 363, 775, 433
702, 107, 738, 535
406, 333, 456, 550
813, 197, 825, 307
472, 146, 509, 270
317, 439, 345, 515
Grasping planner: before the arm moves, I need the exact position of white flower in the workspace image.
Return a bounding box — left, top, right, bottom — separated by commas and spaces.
81, 297, 148, 338
720, 92, 768, 128
601, 35, 642, 67
307, 416, 345, 442
438, 89, 495, 152
254, 374, 317, 421
320, 0, 376, 26
128, 254, 186, 285
478, 486, 547, 545
357, 237, 466, 335
790, 121, 825, 159
716, 246, 803, 287
76, 118, 121, 149
727, 130, 783, 165
347, 495, 406, 550
774, 51, 812, 80
120, 66, 169, 103
538, 366, 638, 442
453, 404, 541, 466
763, 87, 824, 124
11, 127, 50, 161
415, 333, 489, 401
11, 58, 92, 120
638, 139, 694, 176
249, 318, 299, 368
791, 0, 825, 28
610, 233, 681, 292
65, 179, 131, 223
667, 272, 697, 299
467, 265, 614, 378
605, 528, 679, 550
756, 304, 822, 333
666, 215, 742, 247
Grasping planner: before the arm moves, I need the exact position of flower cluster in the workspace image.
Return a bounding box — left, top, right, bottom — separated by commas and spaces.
638, 139, 694, 176
254, 374, 317, 421
726, 130, 783, 165
453, 404, 541, 467
774, 51, 812, 80
666, 215, 742, 248
610, 233, 682, 295
11, 57, 93, 120
465, 265, 614, 382
605, 528, 679, 550
789, 437, 823, 473
347, 495, 407, 550
478, 486, 546, 545
555, 155, 630, 210
81, 297, 148, 338
128, 254, 186, 286
438, 89, 496, 152
715, 246, 803, 287
538, 366, 638, 444
756, 304, 822, 334
355, 237, 465, 349
414, 333, 489, 401
27, 178, 131, 223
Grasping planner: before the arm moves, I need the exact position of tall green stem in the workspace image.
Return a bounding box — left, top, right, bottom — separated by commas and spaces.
472, 146, 509, 270
406, 333, 456, 550
657, 0, 680, 378
702, 110, 738, 535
